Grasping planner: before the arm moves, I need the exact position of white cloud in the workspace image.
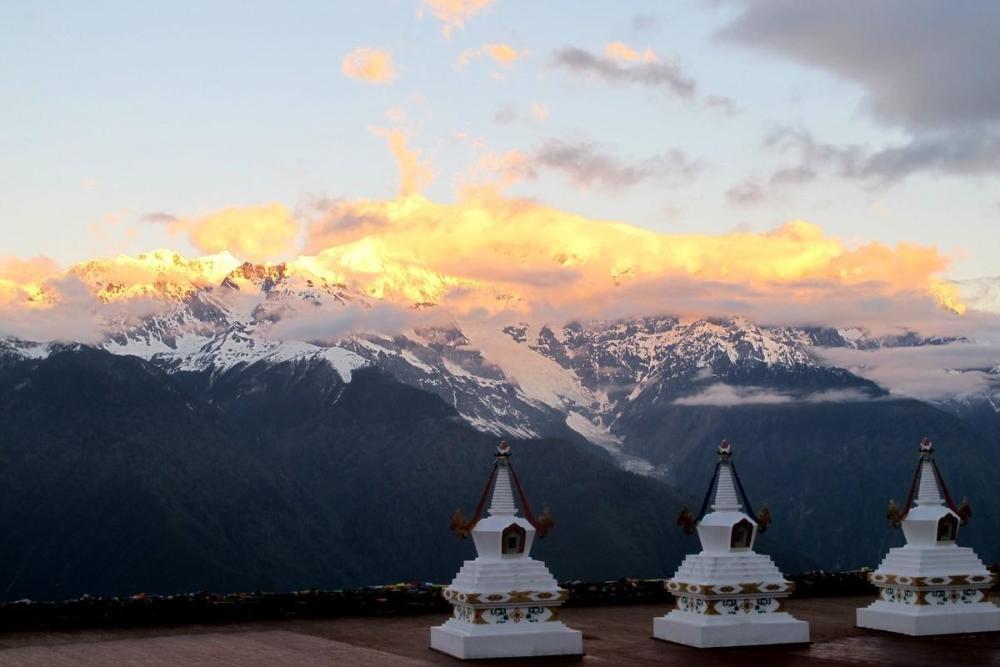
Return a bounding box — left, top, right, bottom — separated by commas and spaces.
815, 342, 1000, 401
673, 383, 871, 406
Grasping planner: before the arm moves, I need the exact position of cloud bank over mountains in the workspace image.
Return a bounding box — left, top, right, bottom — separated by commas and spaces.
0, 184, 977, 344
817, 343, 1000, 402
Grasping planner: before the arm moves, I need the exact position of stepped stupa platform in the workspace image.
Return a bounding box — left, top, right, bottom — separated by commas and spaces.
857, 438, 1000, 636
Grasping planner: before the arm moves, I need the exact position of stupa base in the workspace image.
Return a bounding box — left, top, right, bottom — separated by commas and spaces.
857, 601, 1000, 636
430, 619, 583, 660
653, 610, 810, 648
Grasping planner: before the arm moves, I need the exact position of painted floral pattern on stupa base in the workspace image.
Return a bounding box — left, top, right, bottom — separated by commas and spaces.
925, 588, 984, 605
717, 597, 781, 615
674, 595, 781, 615
452, 604, 557, 624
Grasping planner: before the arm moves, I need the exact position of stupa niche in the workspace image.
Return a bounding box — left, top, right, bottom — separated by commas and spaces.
654, 440, 809, 648
857, 438, 1000, 635
430, 441, 583, 659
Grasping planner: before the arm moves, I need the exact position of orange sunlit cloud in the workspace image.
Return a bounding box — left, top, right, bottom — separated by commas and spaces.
456, 43, 526, 70
459, 149, 533, 192
0, 194, 967, 339
604, 41, 658, 64
485, 43, 521, 65
341, 47, 396, 84
370, 127, 436, 196
0, 256, 62, 306
300, 193, 967, 321
420, 0, 494, 38
0, 256, 61, 285
168, 204, 300, 264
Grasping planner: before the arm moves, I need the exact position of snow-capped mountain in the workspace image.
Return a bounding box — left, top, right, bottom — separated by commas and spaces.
2, 258, 994, 474
6, 259, 1000, 595
96, 291, 839, 444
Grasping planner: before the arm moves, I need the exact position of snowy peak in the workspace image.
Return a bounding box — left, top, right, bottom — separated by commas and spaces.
660, 317, 813, 370
799, 326, 965, 350
69, 250, 241, 302
220, 262, 289, 294
505, 316, 815, 397
0, 337, 52, 361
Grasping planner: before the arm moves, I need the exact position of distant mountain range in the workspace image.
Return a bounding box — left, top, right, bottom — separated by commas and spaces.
0, 256, 998, 599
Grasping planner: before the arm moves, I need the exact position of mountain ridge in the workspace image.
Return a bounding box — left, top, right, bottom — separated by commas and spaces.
1, 258, 989, 476
1, 263, 999, 598
0, 347, 695, 600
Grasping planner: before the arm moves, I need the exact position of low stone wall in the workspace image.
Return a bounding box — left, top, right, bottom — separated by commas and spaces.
787, 570, 876, 598
0, 586, 450, 632
0, 565, 995, 632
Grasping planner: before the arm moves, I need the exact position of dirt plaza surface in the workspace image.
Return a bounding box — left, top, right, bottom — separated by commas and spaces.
0, 596, 998, 666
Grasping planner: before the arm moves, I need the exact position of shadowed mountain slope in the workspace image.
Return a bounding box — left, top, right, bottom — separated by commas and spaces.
0, 349, 691, 600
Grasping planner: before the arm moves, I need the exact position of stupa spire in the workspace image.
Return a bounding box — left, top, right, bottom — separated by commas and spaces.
488, 441, 517, 516
914, 438, 943, 506
711, 440, 741, 511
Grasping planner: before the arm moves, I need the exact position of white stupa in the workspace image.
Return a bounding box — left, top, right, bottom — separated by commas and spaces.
430, 441, 583, 660
857, 438, 1000, 635
654, 440, 809, 648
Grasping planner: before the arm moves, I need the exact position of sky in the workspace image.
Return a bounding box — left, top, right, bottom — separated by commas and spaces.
1, 0, 999, 340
